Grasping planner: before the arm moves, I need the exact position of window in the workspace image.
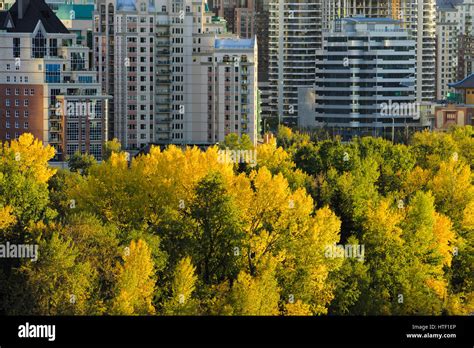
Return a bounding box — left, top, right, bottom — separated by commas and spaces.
15, 100, 19, 106
90, 122, 102, 141
66, 122, 79, 141
14, 110, 19, 117
78, 76, 93, 83
32, 30, 47, 58
24, 89, 28, 96
6, 120, 10, 128
71, 52, 85, 71
446, 112, 457, 120
49, 39, 58, 57
6, 110, 10, 117
6, 88, 10, 95
24, 100, 29, 107
24, 110, 29, 117
30, 89, 35, 95
24, 121, 28, 129
67, 144, 79, 157
13, 38, 20, 58
5, 99, 10, 107
5, 133, 10, 140
90, 143, 102, 160
15, 88, 19, 95
6, 64, 10, 70
14, 121, 19, 128
45, 64, 61, 83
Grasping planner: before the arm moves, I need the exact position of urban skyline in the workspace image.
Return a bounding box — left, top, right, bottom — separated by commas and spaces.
0, 0, 472, 335
0, 0, 473, 155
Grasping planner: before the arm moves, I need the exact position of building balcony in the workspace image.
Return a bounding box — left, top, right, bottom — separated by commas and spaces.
157, 78, 171, 83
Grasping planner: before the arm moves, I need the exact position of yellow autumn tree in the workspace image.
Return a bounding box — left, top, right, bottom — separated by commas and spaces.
4, 133, 56, 184
162, 256, 198, 315
279, 206, 343, 315
229, 256, 280, 315
429, 159, 474, 227
0, 205, 16, 229
0, 134, 56, 234
284, 300, 312, 316
111, 240, 156, 315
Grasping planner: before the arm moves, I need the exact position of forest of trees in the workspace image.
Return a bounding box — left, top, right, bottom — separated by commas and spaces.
0, 126, 473, 315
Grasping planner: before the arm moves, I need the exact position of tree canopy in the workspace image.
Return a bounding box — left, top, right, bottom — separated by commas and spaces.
0, 128, 472, 315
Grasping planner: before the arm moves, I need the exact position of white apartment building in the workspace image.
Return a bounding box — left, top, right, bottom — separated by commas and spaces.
0, 0, 109, 160
94, 0, 258, 150
300, 17, 425, 140
436, 3, 460, 100
268, 0, 321, 125
436, 0, 474, 100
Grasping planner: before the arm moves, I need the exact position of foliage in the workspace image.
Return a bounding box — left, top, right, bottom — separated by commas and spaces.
0, 128, 472, 316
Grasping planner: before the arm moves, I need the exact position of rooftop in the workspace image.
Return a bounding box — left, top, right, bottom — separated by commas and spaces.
215, 38, 254, 50
55, 4, 94, 21
2, 0, 69, 33
116, 0, 155, 11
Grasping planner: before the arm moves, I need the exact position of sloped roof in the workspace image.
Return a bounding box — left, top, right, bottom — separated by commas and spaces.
0, 11, 12, 28
448, 73, 474, 89
6, 0, 69, 33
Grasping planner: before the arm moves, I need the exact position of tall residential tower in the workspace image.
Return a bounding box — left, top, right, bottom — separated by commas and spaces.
94, 0, 258, 150
268, 0, 321, 125
322, 0, 436, 104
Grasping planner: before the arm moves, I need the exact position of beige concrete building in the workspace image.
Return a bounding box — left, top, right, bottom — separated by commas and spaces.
94, 0, 258, 150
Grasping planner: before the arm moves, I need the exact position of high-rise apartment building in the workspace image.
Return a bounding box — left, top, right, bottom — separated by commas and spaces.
208, 1, 269, 82
0, 0, 109, 160
435, 0, 474, 97
436, 2, 460, 100
210, 0, 270, 124
254, 0, 269, 82
268, 0, 321, 125
458, 34, 474, 80
323, 0, 436, 104
94, 0, 258, 150
300, 17, 425, 139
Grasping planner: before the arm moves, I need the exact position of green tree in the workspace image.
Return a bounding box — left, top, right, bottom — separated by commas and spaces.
188, 172, 244, 284
3, 231, 96, 315
220, 133, 254, 150
103, 138, 122, 160
67, 152, 97, 175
